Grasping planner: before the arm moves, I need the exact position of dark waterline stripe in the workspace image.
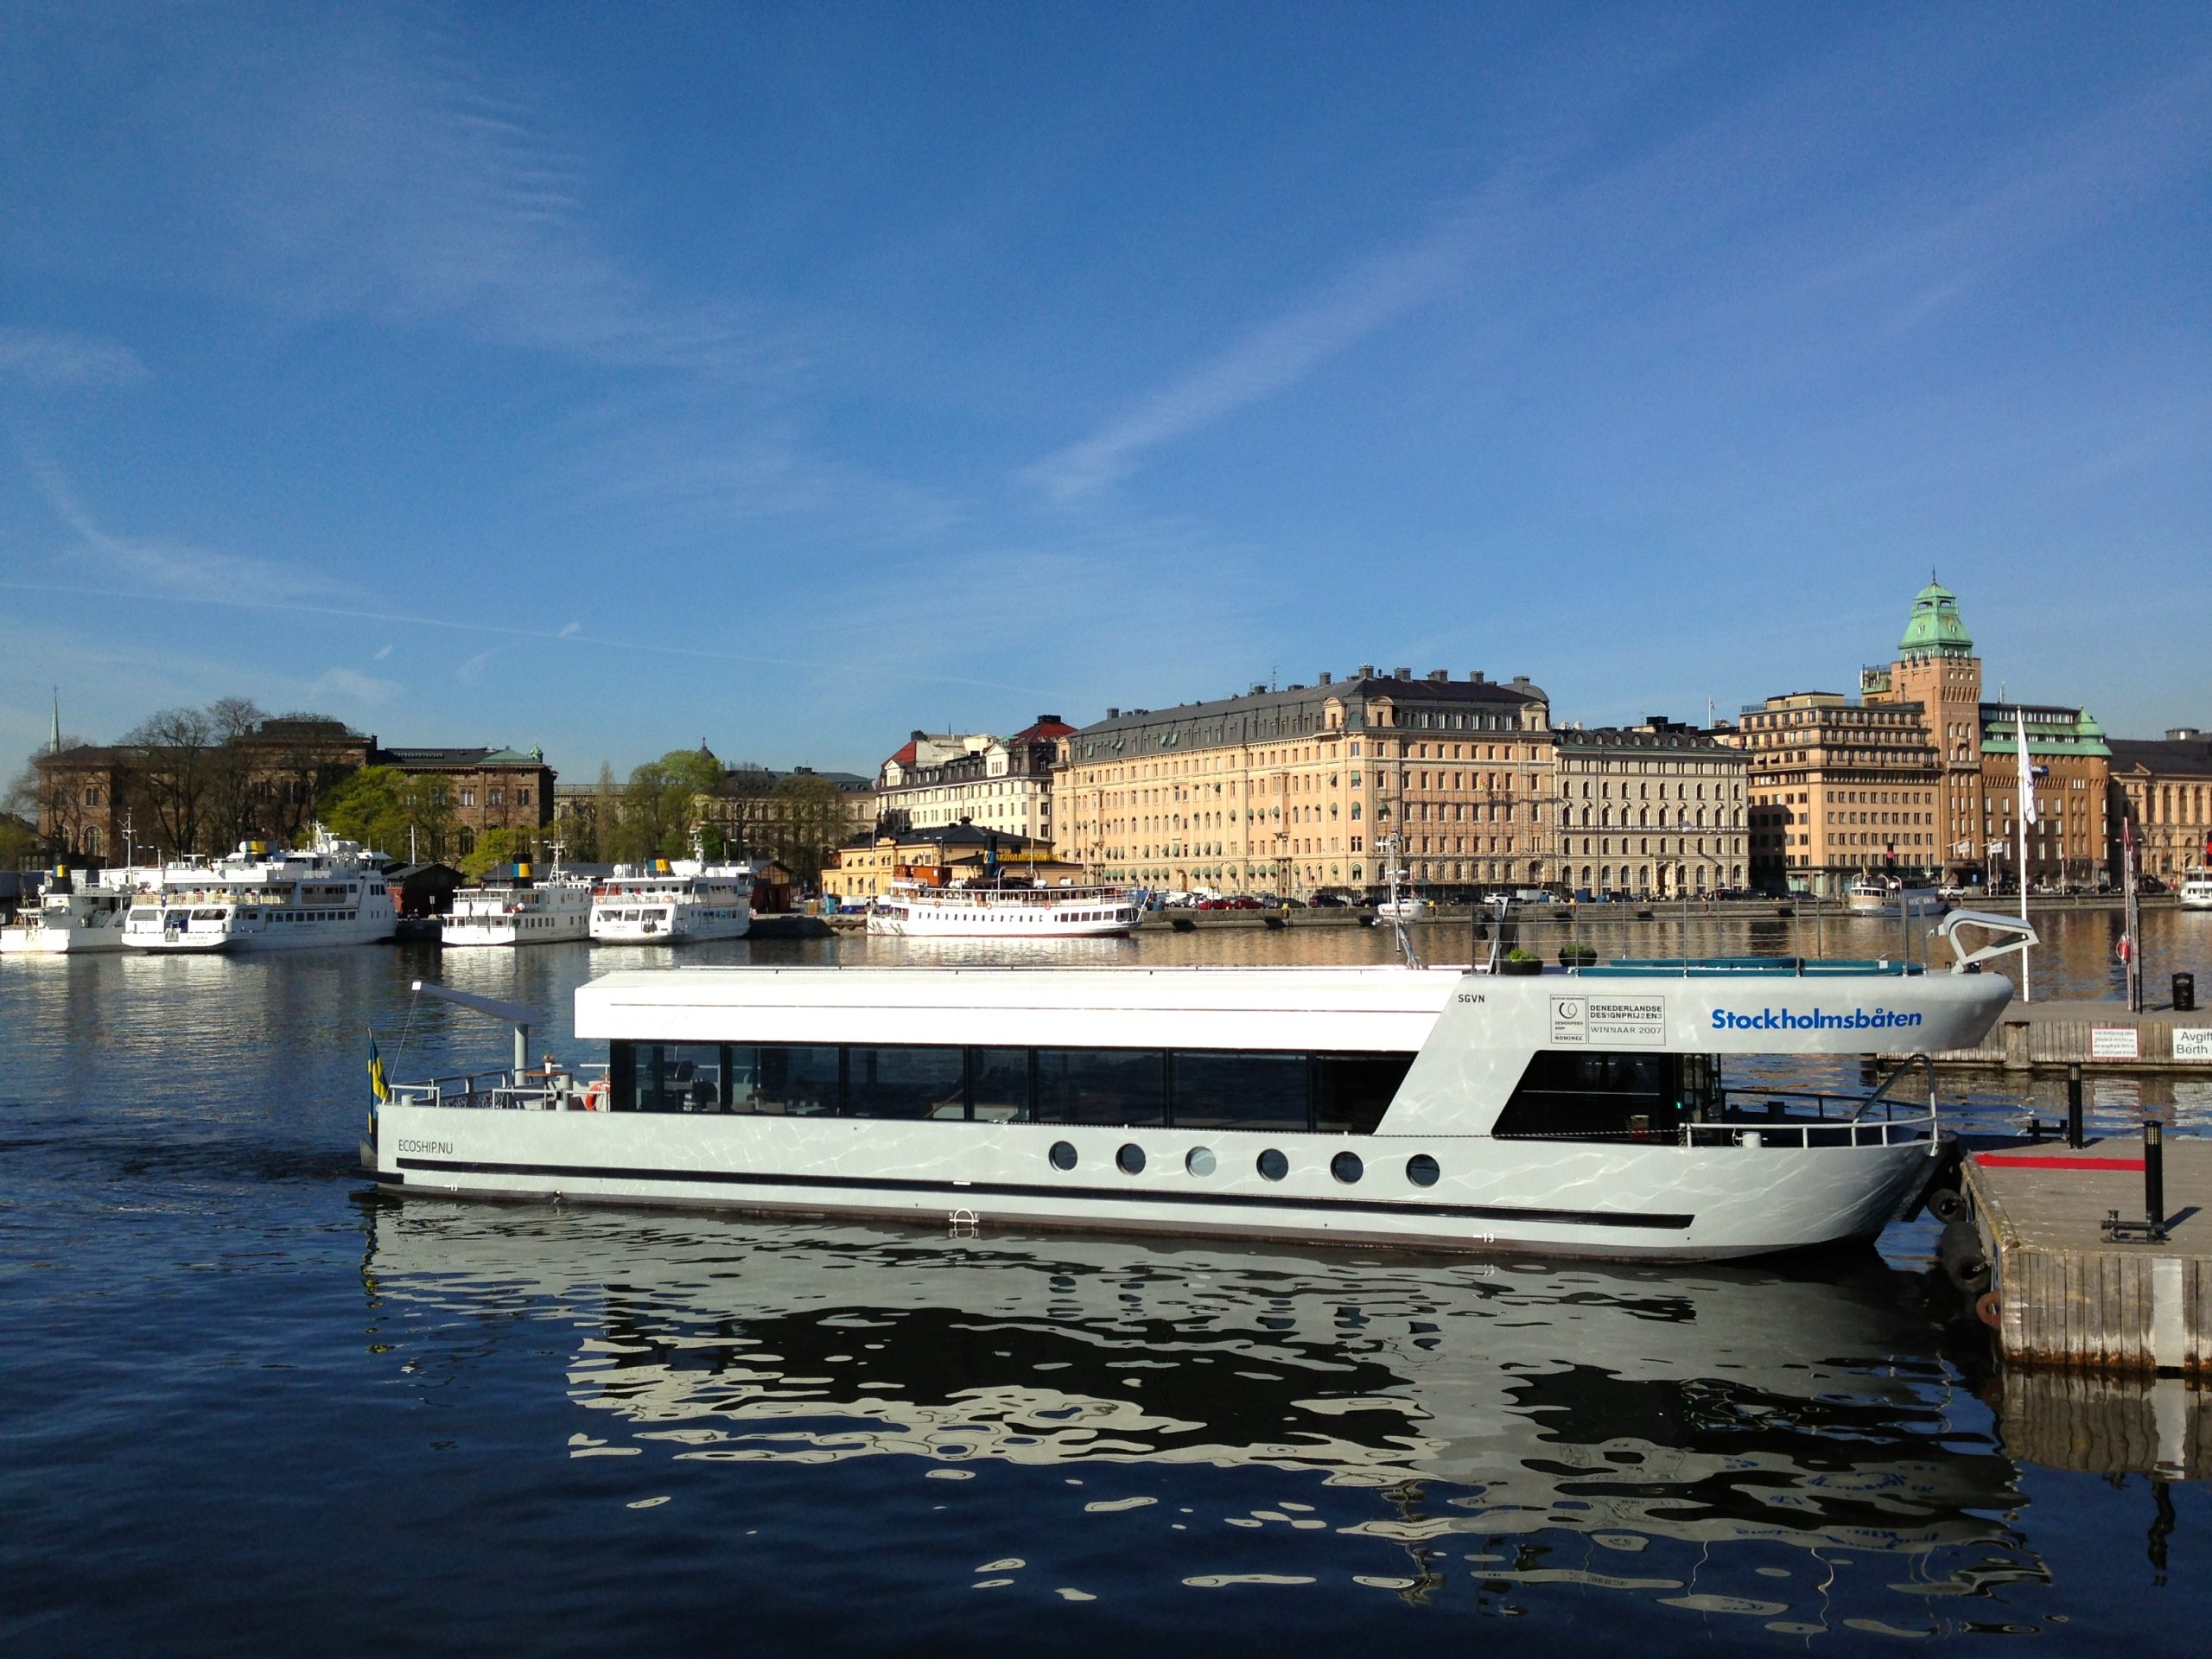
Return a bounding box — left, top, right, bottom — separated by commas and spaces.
391, 1156, 1694, 1230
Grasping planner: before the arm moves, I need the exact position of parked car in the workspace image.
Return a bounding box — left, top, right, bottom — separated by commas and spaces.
1307, 893, 1348, 908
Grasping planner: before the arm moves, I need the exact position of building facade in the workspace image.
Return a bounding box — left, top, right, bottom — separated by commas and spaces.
1550, 719, 1749, 898
874, 718, 1071, 844
1052, 667, 1553, 896
822, 824, 1052, 902
1861, 581, 2110, 887
1735, 693, 1943, 893
2107, 729, 2212, 883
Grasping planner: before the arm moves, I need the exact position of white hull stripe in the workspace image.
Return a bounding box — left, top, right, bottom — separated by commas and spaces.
389, 1155, 1694, 1230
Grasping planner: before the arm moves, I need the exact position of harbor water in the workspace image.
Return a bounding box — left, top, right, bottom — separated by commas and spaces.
5, 909, 2211, 1652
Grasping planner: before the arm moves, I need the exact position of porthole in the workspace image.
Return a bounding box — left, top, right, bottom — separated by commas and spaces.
1117, 1142, 1147, 1176
1049, 1141, 1077, 1172
1185, 1147, 1216, 1178
1331, 1150, 1364, 1185
1256, 1148, 1288, 1182
1405, 1154, 1440, 1188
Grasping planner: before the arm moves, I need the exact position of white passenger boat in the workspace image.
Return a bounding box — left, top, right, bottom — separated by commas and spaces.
588, 857, 751, 944
364, 913, 2029, 1261
2180, 868, 2212, 912
122, 830, 397, 953
866, 879, 1141, 938
442, 856, 592, 949
0, 867, 131, 955
1846, 878, 1948, 918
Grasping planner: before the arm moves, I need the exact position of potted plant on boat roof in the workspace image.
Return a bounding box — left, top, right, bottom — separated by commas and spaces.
1558, 943, 1598, 968
1501, 946, 1542, 976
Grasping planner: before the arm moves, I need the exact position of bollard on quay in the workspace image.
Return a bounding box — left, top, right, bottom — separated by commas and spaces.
2067, 1063, 2084, 1150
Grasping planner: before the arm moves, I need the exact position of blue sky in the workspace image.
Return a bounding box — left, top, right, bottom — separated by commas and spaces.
3, 2, 2207, 785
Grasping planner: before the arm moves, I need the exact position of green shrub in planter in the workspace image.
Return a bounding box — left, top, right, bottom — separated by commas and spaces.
1558, 944, 1598, 968
1501, 947, 1542, 976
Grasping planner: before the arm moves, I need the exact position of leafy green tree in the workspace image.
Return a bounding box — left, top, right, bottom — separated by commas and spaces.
318, 766, 454, 862
610, 748, 727, 861
460, 825, 538, 881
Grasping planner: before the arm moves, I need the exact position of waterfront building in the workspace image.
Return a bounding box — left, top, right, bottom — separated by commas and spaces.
701, 765, 877, 855
373, 745, 556, 851
1860, 581, 2110, 887
873, 717, 1071, 843
822, 823, 1065, 902
1549, 718, 1749, 898
1052, 667, 1553, 896
1733, 693, 1942, 894
2107, 728, 2212, 883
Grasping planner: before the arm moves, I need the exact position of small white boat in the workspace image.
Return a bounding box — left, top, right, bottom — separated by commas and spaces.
1846, 879, 1948, 918
2180, 869, 2212, 912
0, 866, 131, 955
589, 857, 751, 944
866, 880, 1141, 938
122, 829, 397, 953
442, 855, 592, 949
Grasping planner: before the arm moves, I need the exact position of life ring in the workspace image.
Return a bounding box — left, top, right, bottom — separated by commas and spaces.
581, 1078, 610, 1112
1975, 1290, 2002, 1330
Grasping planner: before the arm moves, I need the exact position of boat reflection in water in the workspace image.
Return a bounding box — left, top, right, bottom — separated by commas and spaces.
363, 1206, 2049, 1623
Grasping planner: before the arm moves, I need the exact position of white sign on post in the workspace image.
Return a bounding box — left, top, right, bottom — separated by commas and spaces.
2090, 1027, 2140, 1060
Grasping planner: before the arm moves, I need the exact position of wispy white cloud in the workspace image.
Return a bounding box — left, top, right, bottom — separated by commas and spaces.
311, 665, 400, 706
556, 621, 581, 638
23, 448, 360, 605
372, 642, 394, 659
454, 646, 504, 683
0, 325, 145, 389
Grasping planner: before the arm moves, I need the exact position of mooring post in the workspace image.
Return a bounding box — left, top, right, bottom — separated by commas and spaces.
2145, 1120, 2165, 1232
2067, 1062, 2084, 1150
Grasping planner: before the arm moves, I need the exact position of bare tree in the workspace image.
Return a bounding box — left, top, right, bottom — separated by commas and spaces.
203, 697, 269, 850
124, 706, 217, 855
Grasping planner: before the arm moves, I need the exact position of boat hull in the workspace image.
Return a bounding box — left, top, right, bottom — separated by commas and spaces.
0, 925, 126, 954
589, 913, 752, 944
442, 914, 592, 947
368, 1107, 1940, 1262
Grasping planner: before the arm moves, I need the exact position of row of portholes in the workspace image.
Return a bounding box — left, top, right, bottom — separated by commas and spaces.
1048, 1140, 1441, 1189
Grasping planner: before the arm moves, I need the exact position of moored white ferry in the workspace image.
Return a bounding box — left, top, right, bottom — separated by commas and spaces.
588, 859, 751, 944
2180, 868, 2212, 912
1846, 878, 1948, 918
0, 867, 132, 955
123, 830, 397, 953
866, 880, 1141, 938
442, 859, 592, 949
365, 915, 2026, 1261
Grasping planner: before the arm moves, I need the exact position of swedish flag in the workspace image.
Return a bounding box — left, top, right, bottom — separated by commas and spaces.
367, 1034, 391, 1132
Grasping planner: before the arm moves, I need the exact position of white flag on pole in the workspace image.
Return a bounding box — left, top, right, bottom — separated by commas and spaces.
2015, 710, 2037, 825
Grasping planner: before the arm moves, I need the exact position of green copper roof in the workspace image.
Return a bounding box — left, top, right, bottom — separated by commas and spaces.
1899, 579, 1974, 657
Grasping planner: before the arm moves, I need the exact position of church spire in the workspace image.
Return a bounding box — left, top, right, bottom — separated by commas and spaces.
49, 686, 61, 756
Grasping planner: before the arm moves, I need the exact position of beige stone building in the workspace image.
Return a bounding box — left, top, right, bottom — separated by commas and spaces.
874, 717, 1071, 843
2107, 730, 2212, 883
1735, 693, 1943, 893
1551, 719, 1749, 898
1859, 581, 2110, 887
1052, 666, 1554, 897
823, 824, 1066, 901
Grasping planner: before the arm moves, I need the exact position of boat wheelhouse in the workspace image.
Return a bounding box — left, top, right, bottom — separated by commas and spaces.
2181, 868, 2212, 912
0, 867, 131, 955
122, 830, 397, 953
365, 919, 2025, 1261
866, 880, 1141, 938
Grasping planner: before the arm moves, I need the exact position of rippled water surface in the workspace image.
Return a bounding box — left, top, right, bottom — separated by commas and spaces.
4, 910, 2210, 1653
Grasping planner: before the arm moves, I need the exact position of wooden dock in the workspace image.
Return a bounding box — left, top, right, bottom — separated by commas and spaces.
1963, 1136, 2212, 1375
1890, 997, 2212, 1073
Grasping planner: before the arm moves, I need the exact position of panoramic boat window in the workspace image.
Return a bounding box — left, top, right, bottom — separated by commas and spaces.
1489, 1051, 1711, 1141
1172, 1051, 1308, 1130
1034, 1048, 1166, 1126
968, 1046, 1031, 1122
845, 1045, 964, 1120
740, 1046, 842, 1116
1313, 1053, 1414, 1133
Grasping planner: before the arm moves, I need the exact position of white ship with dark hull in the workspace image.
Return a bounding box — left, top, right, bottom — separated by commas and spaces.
2180, 868, 2212, 912
866, 880, 1141, 938
123, 830, 397, 953
365, 914, 2027, 1262
588, 859, 752, 944
0, 868, 132, 954
442, 861, 592, 949
1847, 878, 1948, 918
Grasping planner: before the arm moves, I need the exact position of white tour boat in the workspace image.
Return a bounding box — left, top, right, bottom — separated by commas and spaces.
0, 866, 132, 955
363, 912, 2031, 1262
442, 856, 593, 949
2180, 868, 2212, 912
588, 857, 752, 944
866, 879, 1142, 938
1846, 878, 1948, 918
122, 830, 397, 953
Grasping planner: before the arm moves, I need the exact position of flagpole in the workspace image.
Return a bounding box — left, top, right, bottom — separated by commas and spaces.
2015, 709, 2033, 1002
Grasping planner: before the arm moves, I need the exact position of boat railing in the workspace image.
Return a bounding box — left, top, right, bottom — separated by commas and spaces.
391, 1063, 607, 1112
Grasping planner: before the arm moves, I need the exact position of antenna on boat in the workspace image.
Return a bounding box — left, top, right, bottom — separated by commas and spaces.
1381, 835, 1421, 969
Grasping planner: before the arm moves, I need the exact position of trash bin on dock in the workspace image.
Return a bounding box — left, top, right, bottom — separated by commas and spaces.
2176, 972, 2196, 1013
